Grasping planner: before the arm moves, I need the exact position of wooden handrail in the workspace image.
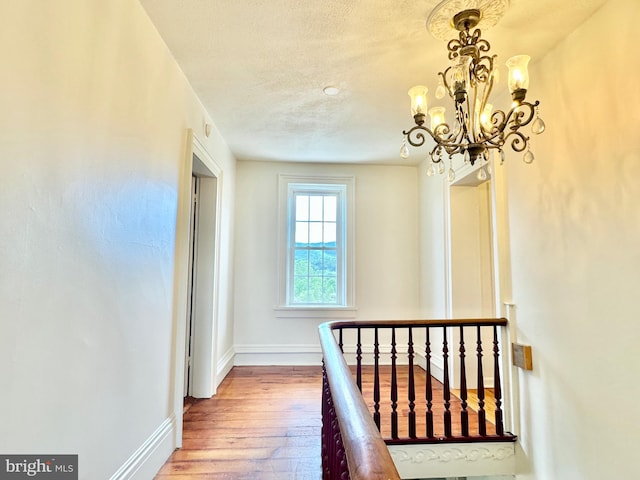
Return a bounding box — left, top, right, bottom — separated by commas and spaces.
326, 318, 508, 329
319, 322, 401, 480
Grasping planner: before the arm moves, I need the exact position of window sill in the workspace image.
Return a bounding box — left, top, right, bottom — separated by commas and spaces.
273, 306, 358, 319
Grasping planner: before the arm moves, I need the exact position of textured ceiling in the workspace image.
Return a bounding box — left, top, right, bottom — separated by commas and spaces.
139, 0, 607, 165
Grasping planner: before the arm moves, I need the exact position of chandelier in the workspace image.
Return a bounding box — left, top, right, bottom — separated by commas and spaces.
400, 6, 545, 180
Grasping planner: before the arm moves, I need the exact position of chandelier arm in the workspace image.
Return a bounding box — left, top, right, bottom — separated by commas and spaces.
475, 55, 497, 140
439, 69, 452, 100
459, 95, 474, 148
444, 144, 459, 157
477, 96, 494, 138
504, 130, 529, 153
403, 125, 435, 148
434, 122, 452, 139
433, 123, 462, 152
478, 109, 506, 144
491, 110, 506, 127
507, 100, 539, 130
480, 134, 505, 149
482, 101, 538, 141
429, 144, 443, 163
434, 128, 481, 154
436, 123, 467, 155
485, 58, 496, 103
470, 79, 480, 140
421, 118, 470, 157
473, 52, 494, 84
404, 122, 484, 157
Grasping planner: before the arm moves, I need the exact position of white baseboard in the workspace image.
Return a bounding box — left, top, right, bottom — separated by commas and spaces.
233, 344, 322, 366
414, 352, 445, 383
216, 347, 235, 387
109, 415, 176, 480
418, 352, 495, 389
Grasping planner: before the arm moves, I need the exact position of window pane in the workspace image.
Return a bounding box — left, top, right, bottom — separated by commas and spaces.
295, 221, 308, 245
309, 222, 322, 245
323, 250, 337, 274
294, 250, 308, 276
296, 195, 309, 221
293, 276, 308, 303
323, 276, 337, 303
324, 196, 337, 222
309, 250, 322, 274
309, 196, 323, 221
323, 222, 336, 246
308, 276, 323, 303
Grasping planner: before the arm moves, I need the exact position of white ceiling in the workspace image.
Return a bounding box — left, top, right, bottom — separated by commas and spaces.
139, 0, 607, 165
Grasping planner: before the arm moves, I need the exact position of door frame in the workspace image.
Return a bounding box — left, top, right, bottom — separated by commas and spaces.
184, 174, 200, 396
171, 129, 223, 446
442, 160, 518, 434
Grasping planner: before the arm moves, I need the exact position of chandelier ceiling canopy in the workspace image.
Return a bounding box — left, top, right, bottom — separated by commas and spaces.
401, 0, 545, 180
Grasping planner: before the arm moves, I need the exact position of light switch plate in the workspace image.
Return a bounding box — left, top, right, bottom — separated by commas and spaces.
512, 343, 533, 370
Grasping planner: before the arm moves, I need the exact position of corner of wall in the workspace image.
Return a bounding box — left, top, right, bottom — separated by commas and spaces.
216, 346, 235, 387
109, 416, 176, 480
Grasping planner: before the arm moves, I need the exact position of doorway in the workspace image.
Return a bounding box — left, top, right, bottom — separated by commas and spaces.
172, 130, 223, 447
186, 148, 221, 399
184, 175, 200, 397
446, 171, 498, 390
449, 179, 495, 318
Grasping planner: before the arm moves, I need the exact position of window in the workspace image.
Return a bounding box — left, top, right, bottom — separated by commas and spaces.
290, 187, 342, 304
276, 175, 356, 318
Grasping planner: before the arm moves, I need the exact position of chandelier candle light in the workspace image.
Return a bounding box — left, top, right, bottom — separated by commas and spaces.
401, 5, 545, 180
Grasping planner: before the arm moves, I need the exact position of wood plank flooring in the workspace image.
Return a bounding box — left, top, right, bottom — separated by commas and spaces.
155, 366, 323, 480
356, 365, 498, 439
156, 365, 497, 479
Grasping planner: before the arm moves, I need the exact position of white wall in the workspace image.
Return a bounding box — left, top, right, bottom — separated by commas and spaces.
417, 162, 448, 318
233, 161, 421, 364
500, 0, 640, 477
0, 1, 236, 478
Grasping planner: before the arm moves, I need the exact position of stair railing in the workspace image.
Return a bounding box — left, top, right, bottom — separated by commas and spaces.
319, 318, 515, 480
320, 320, 401, 480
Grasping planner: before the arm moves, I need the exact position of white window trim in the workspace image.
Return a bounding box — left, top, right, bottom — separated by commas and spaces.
275, 174, 356, 319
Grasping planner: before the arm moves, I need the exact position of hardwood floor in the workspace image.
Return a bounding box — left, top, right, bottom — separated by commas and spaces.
156, 365, 497, 479
357, 365, 498, 439
155, 366, 323, 480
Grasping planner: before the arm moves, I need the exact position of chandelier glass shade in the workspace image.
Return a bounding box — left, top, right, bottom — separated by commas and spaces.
401, 9, 545, 177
